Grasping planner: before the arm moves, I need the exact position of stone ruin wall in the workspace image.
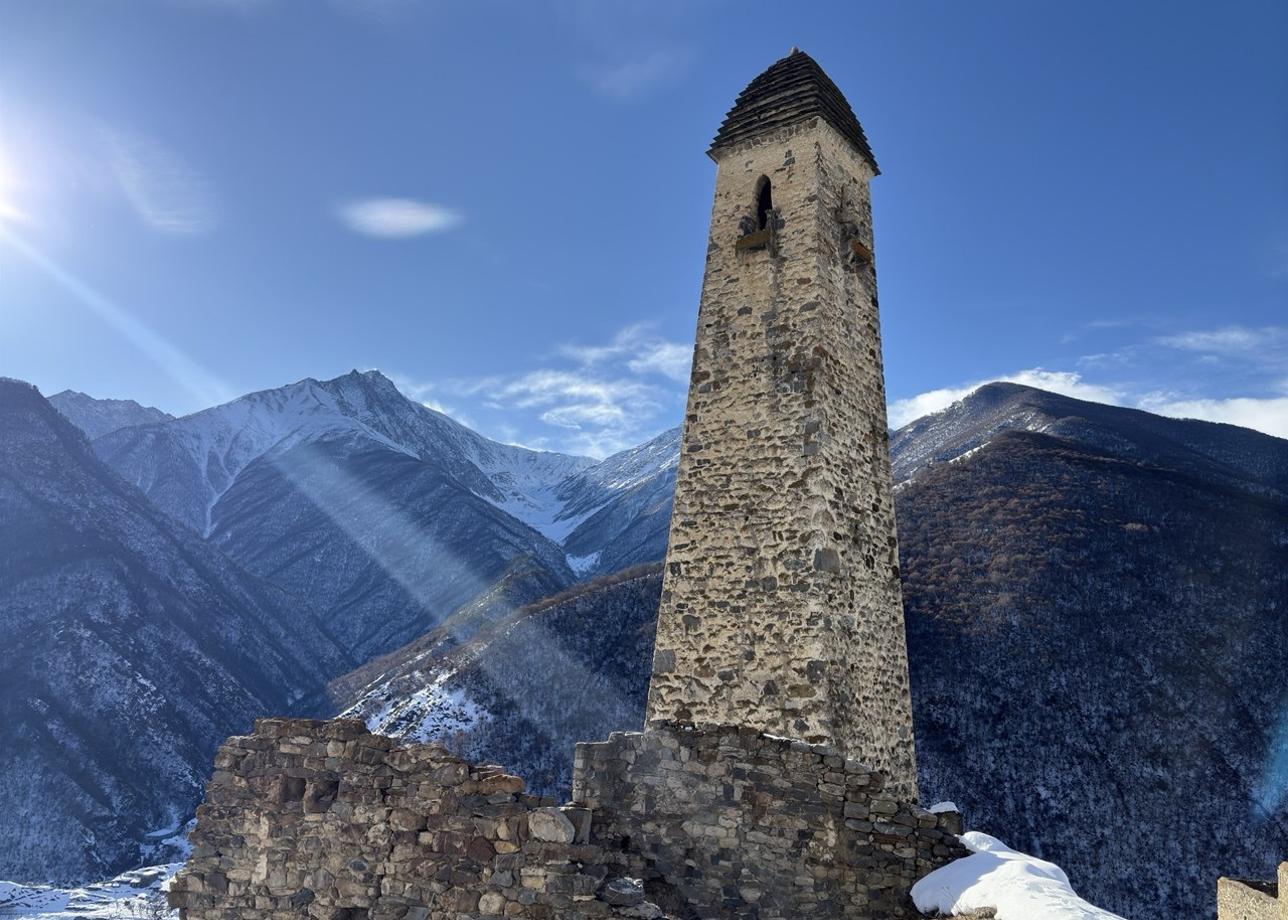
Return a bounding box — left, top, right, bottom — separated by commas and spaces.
647, 117, 918, 801
1218, 864, 1288, 920
169, 718, 661, 920
171, 718, 965, 920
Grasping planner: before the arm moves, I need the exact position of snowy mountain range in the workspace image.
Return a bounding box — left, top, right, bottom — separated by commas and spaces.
85, 369, 673, 659
7, 370, 1286, 919
2, 370, 680, 886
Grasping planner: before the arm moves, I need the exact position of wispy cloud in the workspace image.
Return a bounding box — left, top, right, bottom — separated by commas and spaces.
559, 324, 692, 381
584, 47, 693, 99
103, 129, 217, 235
424, 323, 689, 458
889, 369, 1126, 429
336, 198, 462, 238
1155, 325, 1286, 356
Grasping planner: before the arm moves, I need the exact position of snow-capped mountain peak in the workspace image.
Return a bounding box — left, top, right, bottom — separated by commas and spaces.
91, 370, 594, 537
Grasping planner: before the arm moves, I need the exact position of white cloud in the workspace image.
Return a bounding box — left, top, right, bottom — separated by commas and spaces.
888, 369, 1125, 428
497, 369, 658, 426
1138, 394, 1288, 440
103, 129, 216, 235
628, 341, 692, 382
337, 198, 462, 238
422, 323, 689, 458
1155, 326, 1285, 355
559, 323, 691, 380
585, 47, 692, 99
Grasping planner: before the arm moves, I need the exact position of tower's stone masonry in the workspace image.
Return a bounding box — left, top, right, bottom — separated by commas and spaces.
171, 719, 965, 920
1218, 864, 1288, 920
646, 50, 918, 798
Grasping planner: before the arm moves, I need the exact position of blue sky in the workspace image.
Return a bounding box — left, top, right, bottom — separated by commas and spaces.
1, 0, 1285, 456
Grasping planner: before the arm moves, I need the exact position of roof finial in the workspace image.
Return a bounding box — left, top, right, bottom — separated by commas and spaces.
789, 46, 800, 55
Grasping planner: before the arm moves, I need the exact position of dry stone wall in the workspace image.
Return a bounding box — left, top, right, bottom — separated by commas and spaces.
573, 722, 964, 919
646, 115, 919, 800
171, 718, 963, 920
169, 718, 665, 920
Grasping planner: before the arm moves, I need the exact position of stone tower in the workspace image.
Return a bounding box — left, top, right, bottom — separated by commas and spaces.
646, 49, 918, 799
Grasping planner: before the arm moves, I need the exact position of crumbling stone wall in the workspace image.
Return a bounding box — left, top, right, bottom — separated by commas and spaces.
172, 719, 964, 920
169, 719, 664, 920
647, 109, 918, 800
573, 722, 965, 919
1218, 864, 1288, 920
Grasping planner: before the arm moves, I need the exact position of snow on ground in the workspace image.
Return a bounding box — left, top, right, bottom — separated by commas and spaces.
565, 551, 602, 575
0, 863, 180, 918
485, 485, 599, 544
349, 669, 488, 743
912, 832, 1125, 919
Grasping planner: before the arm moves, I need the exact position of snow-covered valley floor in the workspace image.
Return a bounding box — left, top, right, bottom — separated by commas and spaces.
0, 864, 180, 918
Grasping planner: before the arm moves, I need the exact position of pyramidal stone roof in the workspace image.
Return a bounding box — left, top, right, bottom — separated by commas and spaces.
709, 48, 879, 174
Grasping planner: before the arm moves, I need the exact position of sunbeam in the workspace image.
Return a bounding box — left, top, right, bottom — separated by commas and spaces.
1254, 701, 1288, 822
0, 226, 232, 408
275, 441, 635, 755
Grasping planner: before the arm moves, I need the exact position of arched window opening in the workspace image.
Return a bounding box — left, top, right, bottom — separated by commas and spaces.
756, 178, 774, 230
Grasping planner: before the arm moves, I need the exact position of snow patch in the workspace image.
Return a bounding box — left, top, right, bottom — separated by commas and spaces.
911, 832, 1124, 919
566, 551, 602, 575
345, 670, 487, 743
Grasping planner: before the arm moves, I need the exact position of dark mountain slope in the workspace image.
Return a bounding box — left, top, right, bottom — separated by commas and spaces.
337, 565, 662, 794
209, 435, 575, 658
901, 428, 1288, 919
0, 379, 348, 885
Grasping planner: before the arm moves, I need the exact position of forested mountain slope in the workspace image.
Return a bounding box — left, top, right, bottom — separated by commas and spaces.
0, 379, 347, 885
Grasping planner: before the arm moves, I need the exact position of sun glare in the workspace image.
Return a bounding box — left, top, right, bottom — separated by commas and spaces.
0, 145, 24, 222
